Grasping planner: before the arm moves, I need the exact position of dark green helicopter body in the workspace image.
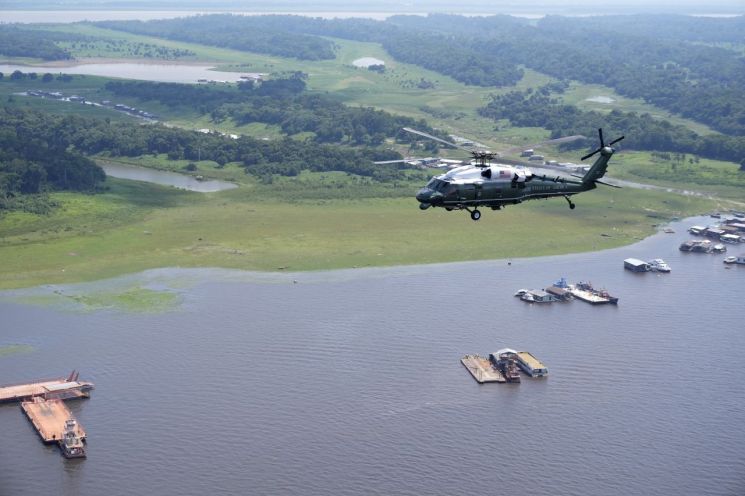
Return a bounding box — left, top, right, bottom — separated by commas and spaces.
413, 128, 624, 220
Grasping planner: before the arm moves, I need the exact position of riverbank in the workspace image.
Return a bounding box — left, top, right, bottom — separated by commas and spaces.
0, 176, 723, 289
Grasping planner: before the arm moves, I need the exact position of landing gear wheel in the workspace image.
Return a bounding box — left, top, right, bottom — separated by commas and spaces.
564, 195, 576, 210
470, 209, 482, 221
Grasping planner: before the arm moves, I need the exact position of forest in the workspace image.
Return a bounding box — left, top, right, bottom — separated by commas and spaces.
479, 87, 745, 166
0, 103, 414, 211
105, 77, 442, 146
0, 107, 105, 211
96, 16, 337, 61
0, 25, 89, 60
94, 14, 744, 135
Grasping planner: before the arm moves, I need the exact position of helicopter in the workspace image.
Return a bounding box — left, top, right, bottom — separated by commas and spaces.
406, 127, 624, 220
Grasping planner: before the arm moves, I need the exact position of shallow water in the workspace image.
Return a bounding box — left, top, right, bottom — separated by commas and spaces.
0, 215, 743, 496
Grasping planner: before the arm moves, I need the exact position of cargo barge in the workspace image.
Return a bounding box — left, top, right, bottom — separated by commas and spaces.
21, 397, 87, 458
0, 371, 93, 404
461, 355, 505, 383
568, 282, 619, 305
516, 352, 549, 377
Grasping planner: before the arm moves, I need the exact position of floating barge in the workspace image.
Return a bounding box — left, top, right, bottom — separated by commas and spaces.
0, 371, 93, 404
2, 371, 92, 459
461, 355, 505, 383
516, 351, 549, 377
568, 282, 619, 305
21, 397, 86, 456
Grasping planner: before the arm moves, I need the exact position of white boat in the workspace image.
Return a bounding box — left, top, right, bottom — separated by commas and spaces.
723, 256, 737, 264
648, 259, 671, 273
514, 289, 529, 297
520, 293, 535, 303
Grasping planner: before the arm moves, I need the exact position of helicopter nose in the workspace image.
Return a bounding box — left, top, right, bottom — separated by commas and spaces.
416, 188, 431, 203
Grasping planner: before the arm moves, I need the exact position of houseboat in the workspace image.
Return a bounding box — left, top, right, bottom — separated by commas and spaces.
624, 258, 650, 272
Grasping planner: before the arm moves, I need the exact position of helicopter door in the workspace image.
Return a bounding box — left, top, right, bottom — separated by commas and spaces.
459, 184, 475, 202
474, 182, 483, 201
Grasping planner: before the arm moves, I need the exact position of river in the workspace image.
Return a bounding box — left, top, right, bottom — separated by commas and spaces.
0, 215, 743, 495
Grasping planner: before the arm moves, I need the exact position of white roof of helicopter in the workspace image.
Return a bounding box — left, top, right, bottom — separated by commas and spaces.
436, 163, 532, 184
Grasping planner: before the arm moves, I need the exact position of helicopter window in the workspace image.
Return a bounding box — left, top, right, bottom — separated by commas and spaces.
427, 179, 450, 191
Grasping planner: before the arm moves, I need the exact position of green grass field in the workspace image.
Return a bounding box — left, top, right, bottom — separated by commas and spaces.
0, 175, 722, 289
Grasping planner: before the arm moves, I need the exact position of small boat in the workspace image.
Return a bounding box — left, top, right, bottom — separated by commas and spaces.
712, 243, 727, 253
514, 289, 529, 297
723, 256, 737, 264
520, 292, 535, 303
663, 228, 675, 234
648, 259, 671, 273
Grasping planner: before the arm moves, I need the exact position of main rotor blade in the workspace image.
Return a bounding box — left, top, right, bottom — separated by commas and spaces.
608, 135, 625, 146
581, 148, 601, 161
598, 128, 605, 147
402, 127, 471, 151
500, 135, 585, 156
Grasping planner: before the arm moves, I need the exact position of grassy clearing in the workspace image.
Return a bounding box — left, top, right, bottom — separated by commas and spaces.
561, 82, 718, 135
0, 175, 719, 289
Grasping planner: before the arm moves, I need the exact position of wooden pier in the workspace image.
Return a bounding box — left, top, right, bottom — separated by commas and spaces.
461, 355, 506, 383
21, 397, 86, 444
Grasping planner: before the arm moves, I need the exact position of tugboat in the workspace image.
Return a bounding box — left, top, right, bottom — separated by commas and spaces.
490, 349, 521, 383
60, 418, 86, 459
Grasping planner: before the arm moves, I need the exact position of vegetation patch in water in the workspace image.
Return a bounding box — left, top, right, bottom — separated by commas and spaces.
0, 344, 34, 358
18, 287, 179, 313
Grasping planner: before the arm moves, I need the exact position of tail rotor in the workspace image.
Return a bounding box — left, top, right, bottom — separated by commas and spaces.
581, 128, 624, 161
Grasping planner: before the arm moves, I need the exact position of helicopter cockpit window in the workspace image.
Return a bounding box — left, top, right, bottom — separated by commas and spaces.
427, 179, 450, 192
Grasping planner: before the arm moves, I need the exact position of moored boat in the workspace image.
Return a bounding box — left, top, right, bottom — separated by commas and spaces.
568, 281, 619, 305
647, 259, 671, 273
490, 349, 521, 383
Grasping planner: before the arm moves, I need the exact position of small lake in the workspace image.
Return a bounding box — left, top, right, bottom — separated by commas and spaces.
0, 62, 246, 84
352, 57, 385, 68
101, 162, 238, 192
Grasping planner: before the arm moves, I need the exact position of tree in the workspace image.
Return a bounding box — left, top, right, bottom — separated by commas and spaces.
42, 73, 53, 83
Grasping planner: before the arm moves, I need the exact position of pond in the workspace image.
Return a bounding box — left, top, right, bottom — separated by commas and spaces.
101, 162, 238, 192
352, 57, 386, 68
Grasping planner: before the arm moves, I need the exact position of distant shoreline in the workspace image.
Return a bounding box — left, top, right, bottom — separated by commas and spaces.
0, 10, 741, 24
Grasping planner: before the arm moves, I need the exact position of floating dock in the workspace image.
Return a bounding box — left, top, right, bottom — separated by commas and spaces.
461, 355, 505, 383
21, 397, 86, 445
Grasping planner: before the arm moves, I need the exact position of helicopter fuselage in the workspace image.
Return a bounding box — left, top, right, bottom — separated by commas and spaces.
416, 163, 594, 212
